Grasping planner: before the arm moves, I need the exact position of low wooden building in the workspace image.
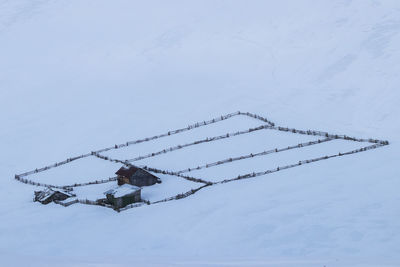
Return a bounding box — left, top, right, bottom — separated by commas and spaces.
116, 165, 161, 187
104, 184, 141, 209
34, 188, 75, 205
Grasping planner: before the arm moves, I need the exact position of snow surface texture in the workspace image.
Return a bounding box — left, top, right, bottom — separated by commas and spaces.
0, 0, 399, 266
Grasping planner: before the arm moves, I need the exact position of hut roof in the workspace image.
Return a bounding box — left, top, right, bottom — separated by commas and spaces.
115, 166, 139, 177
104, 184, 141, 198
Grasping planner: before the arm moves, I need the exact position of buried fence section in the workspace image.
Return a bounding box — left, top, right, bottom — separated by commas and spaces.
15, 175, 119, 190
175, 138, 333, 174
16, 153, 92, 178
94, 111, 245, 154
140, 166, 213, 185
218, 143, 386, 184
239, 111, 275, 126
272, 126, 389, 145
125, 124, 270, 162
150, 184, 211, 205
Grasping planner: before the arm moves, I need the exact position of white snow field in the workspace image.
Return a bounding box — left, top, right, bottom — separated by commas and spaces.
0, 0, 399, 266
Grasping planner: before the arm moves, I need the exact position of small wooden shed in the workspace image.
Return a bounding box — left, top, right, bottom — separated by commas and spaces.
104, 184, 141, 209
34, 188, 75, 205
116, 165, 161, 187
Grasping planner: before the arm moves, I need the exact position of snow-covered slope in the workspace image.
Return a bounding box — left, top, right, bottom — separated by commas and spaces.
0, 1, 399, 266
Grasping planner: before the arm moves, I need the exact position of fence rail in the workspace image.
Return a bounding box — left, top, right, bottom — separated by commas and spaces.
125, 125, 270, 162
15, 175, 118, 190
218, 143, 385, 184
176, 138, 333, 174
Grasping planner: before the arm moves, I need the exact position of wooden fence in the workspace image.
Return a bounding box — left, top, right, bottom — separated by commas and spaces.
13, 111, 389, 212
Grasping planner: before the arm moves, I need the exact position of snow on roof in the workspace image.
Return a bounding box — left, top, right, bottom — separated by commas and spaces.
42, 188, 74, 198
104, 184, 141, 198
115, 165, 139, 177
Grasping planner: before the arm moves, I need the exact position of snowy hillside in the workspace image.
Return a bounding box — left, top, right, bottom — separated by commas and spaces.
0, 1, 399, 266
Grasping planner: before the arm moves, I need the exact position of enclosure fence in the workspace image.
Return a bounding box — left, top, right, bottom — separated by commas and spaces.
14, 111, 389, 211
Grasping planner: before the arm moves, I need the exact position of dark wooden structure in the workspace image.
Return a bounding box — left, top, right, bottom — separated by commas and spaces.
104, 184, 141, 209
116, 165, 161, 187
34, 188, 75, 205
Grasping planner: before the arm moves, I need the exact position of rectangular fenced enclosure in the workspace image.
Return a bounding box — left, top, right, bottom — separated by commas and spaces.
15, 112, 388, 211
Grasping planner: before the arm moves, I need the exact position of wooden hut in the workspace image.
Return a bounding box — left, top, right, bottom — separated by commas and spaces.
104, 184, 141, 209
34, 188, 75, 205
116, 165, 161, 187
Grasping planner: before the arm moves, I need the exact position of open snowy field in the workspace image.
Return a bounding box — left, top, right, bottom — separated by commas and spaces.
1, 0, 399, 266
